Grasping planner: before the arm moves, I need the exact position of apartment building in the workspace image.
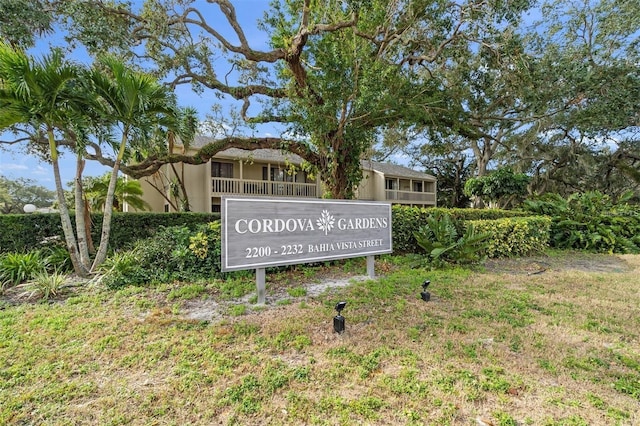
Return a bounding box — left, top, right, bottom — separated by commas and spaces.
137, 136, 436, 212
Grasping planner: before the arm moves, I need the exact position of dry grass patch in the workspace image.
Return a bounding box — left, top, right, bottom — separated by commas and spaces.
1, 253, 639, 425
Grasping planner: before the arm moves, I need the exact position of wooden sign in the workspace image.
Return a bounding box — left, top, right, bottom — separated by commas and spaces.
221, 197, 392, 272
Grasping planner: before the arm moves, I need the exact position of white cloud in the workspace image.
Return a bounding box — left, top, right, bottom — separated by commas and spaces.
0, 163, 29, 171
32, 165, 51, 176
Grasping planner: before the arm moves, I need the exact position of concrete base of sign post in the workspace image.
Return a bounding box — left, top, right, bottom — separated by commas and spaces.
367, 255, 375, 278
256, 268, 266, 305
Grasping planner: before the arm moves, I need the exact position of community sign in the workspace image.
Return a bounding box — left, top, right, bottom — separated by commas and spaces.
221, 197, 393, 272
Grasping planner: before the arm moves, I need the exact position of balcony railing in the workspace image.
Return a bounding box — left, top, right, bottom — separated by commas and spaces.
385, 189, 436, 204
212, 177, 318, 198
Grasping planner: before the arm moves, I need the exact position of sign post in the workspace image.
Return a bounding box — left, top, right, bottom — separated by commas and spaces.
221, 197, 392, 303
256, 267, 266, 305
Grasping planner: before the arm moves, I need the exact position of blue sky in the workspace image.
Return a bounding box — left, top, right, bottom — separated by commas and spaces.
0, 1, 273, 190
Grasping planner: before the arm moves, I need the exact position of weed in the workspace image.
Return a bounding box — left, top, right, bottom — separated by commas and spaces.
542, 415, 589, 425
538, 359, 558, 374
480, 367, 514, 394
225, 375, 261, 414
302, 268, 316, 279
292, 335, 312, 351
287, 286, 307, 297
493, 410, 517, 426
213, 276, 254, 300
613, 373, 640, 398
233, 322, 260, 336
380, 369, 429, 397
167, 283, 206, 301
228, 304, 247, 316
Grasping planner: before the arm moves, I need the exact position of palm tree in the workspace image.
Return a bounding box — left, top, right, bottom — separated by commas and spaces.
84, 173, 150, 212
88, 56, 196, 269
0, 42, 92, 276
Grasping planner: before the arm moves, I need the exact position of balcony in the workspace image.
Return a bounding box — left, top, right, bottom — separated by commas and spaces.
385, 189, 436, 205
212, 177, 318, 198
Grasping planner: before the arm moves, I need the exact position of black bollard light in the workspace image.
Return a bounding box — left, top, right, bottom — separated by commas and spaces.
420, 280, 431, 302
333, 301, 347, 334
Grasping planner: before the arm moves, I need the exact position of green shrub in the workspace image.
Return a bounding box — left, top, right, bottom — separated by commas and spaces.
392, 205, 530, 254
392, 205, 427, 252
0, 214, 64, 253
523, 192, 640, 253
98, 250, 149, 289
464, 168, 530, 209
0, 251, 46, 290
0, 212, 220, 254
100, 221, 225, 288
468, 216, 551, 258
413, 212, 490, 266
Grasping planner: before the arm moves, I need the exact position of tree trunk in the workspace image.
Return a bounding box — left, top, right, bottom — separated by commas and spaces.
91, 161, 119, 271
319, 137, 363, 200
48, 130, 90, 277
73, 155, 92, 265
91, 132, 127, 271
470, 137, 495, 208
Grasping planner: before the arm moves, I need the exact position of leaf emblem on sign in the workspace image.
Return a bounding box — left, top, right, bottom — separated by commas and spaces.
316, 210, 335, 235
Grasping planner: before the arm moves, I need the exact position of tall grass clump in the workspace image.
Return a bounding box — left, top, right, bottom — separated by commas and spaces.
0, 251, 45, 291
18, 270, 67, 300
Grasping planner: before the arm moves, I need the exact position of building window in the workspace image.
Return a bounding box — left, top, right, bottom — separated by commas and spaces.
211, 204, 221, 213
212, 162, 233, 178
413, 181, 423, 192
385, 178, 397, 190
164, 204, 169, 212
262, 166, 295, 182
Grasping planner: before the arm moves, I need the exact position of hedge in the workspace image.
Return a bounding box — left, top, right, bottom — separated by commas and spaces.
3, 206, 548, 260
467, 216, 552, 258
392, 205, 530, 253
0, 212, 220, 254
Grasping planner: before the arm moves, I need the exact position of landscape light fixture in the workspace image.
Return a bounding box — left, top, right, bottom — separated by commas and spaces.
420, 280, 431, 302
333, 301, 347, 334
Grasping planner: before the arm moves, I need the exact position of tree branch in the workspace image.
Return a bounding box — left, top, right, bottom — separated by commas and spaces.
82, 137, 321, 180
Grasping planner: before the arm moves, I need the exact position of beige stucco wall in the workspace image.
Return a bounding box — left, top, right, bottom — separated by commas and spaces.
182, 162, 209, 212
356, 170, 374, 200
136, 175, 166, 212
136, 161, 209, 213
242, 162, 263, 180
371, 171, 386, 201
355, 170, 388, 202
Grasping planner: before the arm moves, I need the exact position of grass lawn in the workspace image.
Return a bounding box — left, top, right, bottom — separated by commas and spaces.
1, 252, 639, 425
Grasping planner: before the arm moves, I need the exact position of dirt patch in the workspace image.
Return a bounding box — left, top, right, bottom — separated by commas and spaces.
482, 252, 632, 275
181, 273, 371, 322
